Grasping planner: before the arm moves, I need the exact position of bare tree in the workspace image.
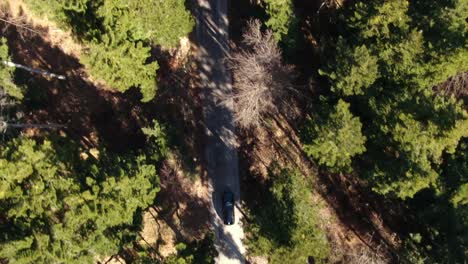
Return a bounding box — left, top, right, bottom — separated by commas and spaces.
433, 72, 468, 102
224, 19, 296, 129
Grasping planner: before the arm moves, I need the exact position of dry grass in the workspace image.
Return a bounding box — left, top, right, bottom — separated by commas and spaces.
4, 0, 83, 57
330, 243, 390, 264
139, 207, 178, 258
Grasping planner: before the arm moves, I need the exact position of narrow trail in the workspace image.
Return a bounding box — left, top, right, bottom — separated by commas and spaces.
195, 0, 246, 263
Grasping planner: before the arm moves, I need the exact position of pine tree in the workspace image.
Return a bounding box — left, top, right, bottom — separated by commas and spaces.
0, 137, 160, 262
319, 41, 379, 96
25, 0, 194, 101
319, 0, 468, 197
246, 167, 330, 263
83, 41, 159, 102
316, 1, 468, 260
262, 0, 295, 41
302, 99, 366, 172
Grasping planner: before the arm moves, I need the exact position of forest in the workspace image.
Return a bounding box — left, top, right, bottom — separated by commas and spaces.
0, 0, 466, 263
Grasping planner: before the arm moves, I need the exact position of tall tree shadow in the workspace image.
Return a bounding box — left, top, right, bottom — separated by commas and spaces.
1, 22, 147, 152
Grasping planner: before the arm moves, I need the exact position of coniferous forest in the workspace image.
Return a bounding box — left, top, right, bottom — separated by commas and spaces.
0, 0, 466, 263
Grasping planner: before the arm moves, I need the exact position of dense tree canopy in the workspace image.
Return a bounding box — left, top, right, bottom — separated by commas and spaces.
317, 0, 468, 199
311, 0, 468, 261
445, 140, 468, 208
82, 41, 159, 102
2, 0, 466, 262
0, 137, 160, 263
26, 0, 194, 101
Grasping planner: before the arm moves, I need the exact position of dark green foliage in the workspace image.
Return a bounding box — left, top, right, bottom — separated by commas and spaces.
318, 0, 468, 198
261, 0, 300, 53
262, 0, 295, 41
25, 0, 194, 101
246, 167, 329, 263
0, 137, 160, 263
0, 38, 22, 99
315, 0, 468, 261
83, 41, 159, 102
302, 99, 366, 172
442, 139, 468, 209
142, 119, 169, 161
319, 42, 379, 96
400, 141, 468, 263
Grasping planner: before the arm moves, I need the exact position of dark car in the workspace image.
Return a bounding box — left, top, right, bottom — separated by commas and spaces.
222, 190, 235, 225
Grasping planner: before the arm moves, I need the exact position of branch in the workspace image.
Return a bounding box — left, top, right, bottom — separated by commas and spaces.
3, 61, 66, 80
0, 121, 66, 132
0, 17, 43, 35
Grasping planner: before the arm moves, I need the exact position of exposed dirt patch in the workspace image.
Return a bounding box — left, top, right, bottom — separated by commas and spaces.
139, 207, 178, 258
138, 154, 212, 258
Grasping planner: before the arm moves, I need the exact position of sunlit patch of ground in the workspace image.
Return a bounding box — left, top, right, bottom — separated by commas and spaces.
5, 0, 83, 57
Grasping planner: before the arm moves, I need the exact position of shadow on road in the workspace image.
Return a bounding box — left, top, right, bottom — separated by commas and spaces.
190, 0, 245, 262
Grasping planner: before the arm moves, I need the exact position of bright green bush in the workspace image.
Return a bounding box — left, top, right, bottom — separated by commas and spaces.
262, 0, 294, 41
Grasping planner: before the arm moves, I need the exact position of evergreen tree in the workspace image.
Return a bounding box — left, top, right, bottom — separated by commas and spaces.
317, 0, 468, 260
25, 0, 194, 101
301, 99, 366, 172
398, 140, 468, 263
0, 137, 160, 263
319, 41, 379, 96
262, 0, 295, 41
318, 0, 468, 198
246, 167, 330, 264
83, 41, 159, 102
127, 0, 194, 48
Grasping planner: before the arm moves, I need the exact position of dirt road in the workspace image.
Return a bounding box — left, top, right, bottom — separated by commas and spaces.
195, 0, 246, 263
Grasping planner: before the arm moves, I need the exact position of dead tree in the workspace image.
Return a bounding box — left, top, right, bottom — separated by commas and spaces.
433, 72, 468, 102
224, 19, 296, 129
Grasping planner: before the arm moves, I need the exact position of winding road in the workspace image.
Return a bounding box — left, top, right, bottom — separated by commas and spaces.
195, 0, 245, 263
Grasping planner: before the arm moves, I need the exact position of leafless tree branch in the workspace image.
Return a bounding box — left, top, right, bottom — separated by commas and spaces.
0, 17, 43, 35
433, 72, 468, 101
222, 19, 296, 129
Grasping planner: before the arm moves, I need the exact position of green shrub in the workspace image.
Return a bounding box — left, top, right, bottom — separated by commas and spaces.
245, 167, 330, 264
